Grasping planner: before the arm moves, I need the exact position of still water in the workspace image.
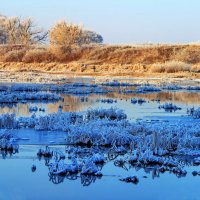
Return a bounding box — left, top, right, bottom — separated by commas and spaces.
0, 88, 200, 200
1, 145, 200, 200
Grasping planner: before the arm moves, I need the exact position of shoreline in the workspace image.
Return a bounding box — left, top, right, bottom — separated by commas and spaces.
0, 61, 199, 85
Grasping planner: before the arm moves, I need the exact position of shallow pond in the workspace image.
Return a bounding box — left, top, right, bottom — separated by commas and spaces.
0, 81, 200, 200
1, 145, 200, 200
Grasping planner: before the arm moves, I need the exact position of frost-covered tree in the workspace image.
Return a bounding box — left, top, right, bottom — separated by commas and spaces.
0, 16, 47, 45
17, 18, 48, 45
49, 21, 83, 47
49, 20, 103, 48
0, 15, 7, 44
81, 30, 103, 44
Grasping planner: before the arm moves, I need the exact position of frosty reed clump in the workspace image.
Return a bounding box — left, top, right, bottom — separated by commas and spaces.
0, 107, 199, 158
187, 107, 200, 119
0, 92, 63, 103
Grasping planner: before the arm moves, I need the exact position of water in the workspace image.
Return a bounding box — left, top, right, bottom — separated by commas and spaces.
1, 146, 200, 200
0, 84, 200, 200
1, 91, 200, 120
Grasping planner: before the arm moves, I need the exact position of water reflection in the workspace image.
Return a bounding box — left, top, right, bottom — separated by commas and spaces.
0, 148, 19, 159
33, 145, 191, 187
0, 90, 199, 118
48, 173, 102, 186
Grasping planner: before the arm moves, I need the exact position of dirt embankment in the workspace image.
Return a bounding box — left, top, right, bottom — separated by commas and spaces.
0, 44, 200, 79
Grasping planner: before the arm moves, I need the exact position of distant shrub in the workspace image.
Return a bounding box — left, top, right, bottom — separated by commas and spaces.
22, 49, 54, 63
150, 61, 191, 73
2, 49, 26, 62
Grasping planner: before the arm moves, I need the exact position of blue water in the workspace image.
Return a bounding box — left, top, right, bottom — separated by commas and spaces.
0, 145, 200, 200
0, 88, 200, 200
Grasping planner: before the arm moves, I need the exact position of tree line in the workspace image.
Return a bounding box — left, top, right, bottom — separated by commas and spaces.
0, 15, 103, 48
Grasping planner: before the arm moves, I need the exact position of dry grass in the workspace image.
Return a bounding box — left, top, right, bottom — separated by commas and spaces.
2, 49, 27, 62
150, 61, 191, 73
48, 45, 82, 62
22, 49, 54, 63
0, 44, 200, 74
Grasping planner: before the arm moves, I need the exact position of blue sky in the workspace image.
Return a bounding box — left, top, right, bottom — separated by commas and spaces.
1, 0, 200, 44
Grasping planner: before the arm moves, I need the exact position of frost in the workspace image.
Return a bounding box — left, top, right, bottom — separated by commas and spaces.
101, 80, 135, 87
0, 132, 19, 151
162, 84, 183, 90
0, 114, 17, 129
86, 107, 127, 121
97, 99, 117, 104
186, 86, 200, 90
37, 146, 53, 158
159, 103, 181, 111
0, 91, 63, 103
29, 106, 38, 112
187, 107, 200, 118
120, 176, 139, 184
131, 98, 146, 104
136, 86, 161, 93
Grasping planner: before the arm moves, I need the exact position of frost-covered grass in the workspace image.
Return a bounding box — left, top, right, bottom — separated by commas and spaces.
101, 80, 136, 87
0, 92, 63, 103
0, 132, 19, 151
86, 107, 126, 121
0, 107, 199, 154
97, 98, 117, 104
131, 98, 147, 104
162, 84, 183, 90
186, 86, 200, 91
0, 114, 17, 129
136, 85, 161, 93
0, 107, 200, 171
29, 106, 38, 112
187, 107, 200, 119
0, 83, 108, 99
13, 108, 200, 161
159, 103, 181, 111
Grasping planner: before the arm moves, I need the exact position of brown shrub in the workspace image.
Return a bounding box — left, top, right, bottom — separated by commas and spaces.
0, 45, 27, 60
48, 45, 82, 62
150, 61, 191, 73
22, 48, 54, 63
2, 49, 26, 62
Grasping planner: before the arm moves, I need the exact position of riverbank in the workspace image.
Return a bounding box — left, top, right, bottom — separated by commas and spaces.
0, 63, 199, 86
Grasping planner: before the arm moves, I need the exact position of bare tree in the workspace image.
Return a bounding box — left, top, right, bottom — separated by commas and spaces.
0, 15, 8, 44
0, 30, 6, 44
1, 17, 20, 44
18, 18, 48, 45
0, 16, 47, 45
